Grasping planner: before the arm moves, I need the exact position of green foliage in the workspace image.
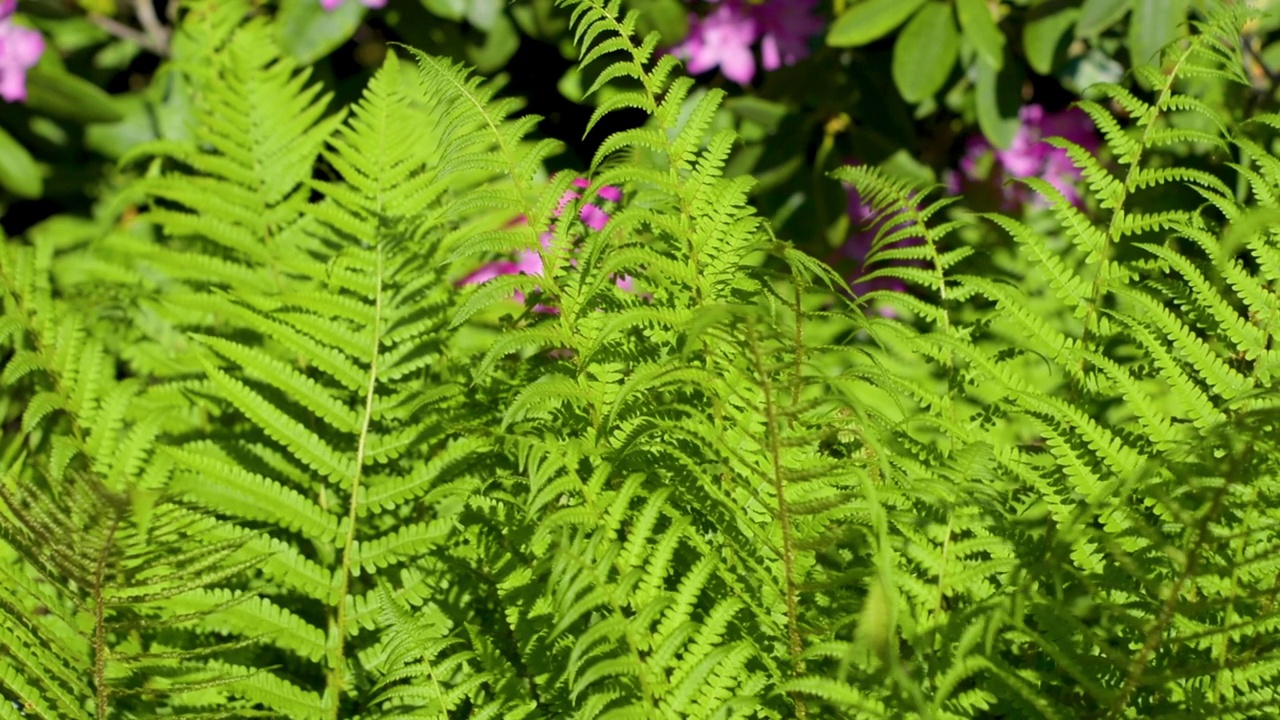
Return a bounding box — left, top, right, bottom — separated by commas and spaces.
3, 1, 1280, 718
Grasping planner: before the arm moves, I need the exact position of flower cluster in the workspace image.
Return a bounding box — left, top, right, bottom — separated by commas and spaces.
0, 0, 43, 103
457, 176, 629, 313
951, 104, 1099, 208
670, 0, 823, 85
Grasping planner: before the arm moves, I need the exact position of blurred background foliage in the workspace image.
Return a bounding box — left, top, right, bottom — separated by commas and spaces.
5, 0, 1280, 285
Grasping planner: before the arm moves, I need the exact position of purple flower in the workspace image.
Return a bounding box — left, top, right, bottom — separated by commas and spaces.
0, 2, 44, 103
319, 0, 384, 12
456, 176, 631, 313
671, 1, 759, 85
457, 248, 545, 287
753, 0, 823, 72
669, 0, 822, 85
580, 203, 610, 231
953, 104, 1099, 209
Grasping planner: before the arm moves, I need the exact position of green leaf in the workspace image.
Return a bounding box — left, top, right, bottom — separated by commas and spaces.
465, 0, 502, 31
724, 96, 788, 131
276, 0, 366, 65
1075, 0, 1131, 39
880, 148, 937, 185
558, 66, 585, 103
630, 0, 688, 45
1128, 0, 1189, 67
466, 12, 520, 73
422, 0, 466, 20
1024, 6, 1080, 75
24, 65, 123, 124
956, 0, 1004, 70
84, 92, 158, 159
892, 2, 958, 103
827, 0, 928, 48
510, 0, 567, 40
1059, 46, 1124, 94
975, 52, 1023, 149
0, 125, 42, 199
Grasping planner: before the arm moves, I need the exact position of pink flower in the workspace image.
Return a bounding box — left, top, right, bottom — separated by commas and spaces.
671, 1, 759, 85
753, 0, 823, 72
580, 204, 610, 231
456, 248, 544, 286
0, 3, 44, 103
319, 0, 384, 12
456, 176, 630, 313
954, 104, 1099, 209
669, 0, 822, 85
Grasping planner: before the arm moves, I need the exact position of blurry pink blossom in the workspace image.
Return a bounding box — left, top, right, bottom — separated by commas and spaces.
580, 204, 610, 231
670, 1, 758, 85
753, 0, 823, 72
953, 104, 1099, 209
320, 0, 384, 12
670, 0, 822, 85
0, 1, 43, 103
456, 246, 545, 287
456, 176, 632, 313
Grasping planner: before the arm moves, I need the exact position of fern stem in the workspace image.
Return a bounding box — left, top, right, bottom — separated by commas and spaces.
1107, 454, 1239, 718
1076, 45, 1191, 383
325, 244, 385, 717
790, 277, 806, 408
92, 518, 118, 720
746, 322, 807, 718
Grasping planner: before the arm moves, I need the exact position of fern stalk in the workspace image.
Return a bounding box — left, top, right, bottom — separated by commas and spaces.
746, 320, 808, 718
92, 519, 117, 720
325, 244, 385, 717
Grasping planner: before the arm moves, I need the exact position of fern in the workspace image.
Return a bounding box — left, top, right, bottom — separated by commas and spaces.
823, 4, 1280, 717
3, 0, 1280, 718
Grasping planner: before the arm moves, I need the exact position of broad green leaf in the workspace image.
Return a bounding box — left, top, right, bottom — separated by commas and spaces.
79, 0, 116, 14
422, 0, 466, 19
892, 2, 958, 103
0, 125, 42, 199
975, 52, 1023, 149
827, 0, 928, 48
1075, 0, 1131, 39
1024, 6, 1079, 75
630, 0, 689, 45
276, 0, 366, 65
724, 96, 788, 131
84, 93, 157, 158
466, 13, 520, 73
1128, 0, 1189, 67
558, 66, 585, 103
1059, 46, 1124, 94
510, 0, 568, 40
465, 0, 502, 31
24, 65, 123, 124
152, 66, 195, 144
880, 148, 937, 185
956, 0, 1005, 70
